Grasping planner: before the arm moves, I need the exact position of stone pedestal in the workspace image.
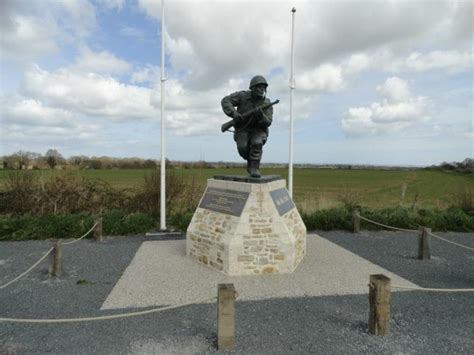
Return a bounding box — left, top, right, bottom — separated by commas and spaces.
186, 176, 306, 275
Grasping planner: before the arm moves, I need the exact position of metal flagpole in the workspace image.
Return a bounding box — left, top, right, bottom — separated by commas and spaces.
289, 7, 296, 198
160, 0, 167, 230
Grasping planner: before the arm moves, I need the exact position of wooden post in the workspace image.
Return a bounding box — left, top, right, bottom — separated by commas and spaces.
48, 239, 63, 277
94, 216, 103, 242
352, 209, 360, 233
418, 227, 431, 260
217, 283, 236, 350
368, 274, 391, 335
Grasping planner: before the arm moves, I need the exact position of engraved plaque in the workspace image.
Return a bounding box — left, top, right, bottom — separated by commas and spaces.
270, 188, 295, 216
199, 187, 250, 216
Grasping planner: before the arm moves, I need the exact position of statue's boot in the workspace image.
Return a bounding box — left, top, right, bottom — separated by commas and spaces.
246, 160, 251, 174
249, 159, 261, 178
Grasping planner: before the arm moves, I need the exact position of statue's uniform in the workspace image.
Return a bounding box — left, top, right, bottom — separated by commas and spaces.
221, 90, 273, 162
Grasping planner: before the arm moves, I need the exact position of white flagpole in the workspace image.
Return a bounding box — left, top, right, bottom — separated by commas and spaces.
160, 0, 167, 230
289, 7, 296, 198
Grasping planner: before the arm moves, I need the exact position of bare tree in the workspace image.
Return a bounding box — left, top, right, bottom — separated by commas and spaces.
45, 149, 63, 169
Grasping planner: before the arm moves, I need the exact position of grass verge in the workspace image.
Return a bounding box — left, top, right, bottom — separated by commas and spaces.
1, 207, 472, 241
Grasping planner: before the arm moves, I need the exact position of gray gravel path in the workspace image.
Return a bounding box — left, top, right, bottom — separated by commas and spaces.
0, 231, 473, 354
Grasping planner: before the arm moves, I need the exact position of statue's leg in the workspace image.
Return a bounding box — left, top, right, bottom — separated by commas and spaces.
248, 131, 266, 178
234, 131, 250, 175
249, 131, 266, 160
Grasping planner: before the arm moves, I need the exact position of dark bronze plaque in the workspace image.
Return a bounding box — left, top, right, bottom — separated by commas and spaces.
270, 188, 295, 216
199, 187, 250, 216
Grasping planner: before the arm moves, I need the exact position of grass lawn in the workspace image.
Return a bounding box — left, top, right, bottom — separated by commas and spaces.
0, 168, 472, 210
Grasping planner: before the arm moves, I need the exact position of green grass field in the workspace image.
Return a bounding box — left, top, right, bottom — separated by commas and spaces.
1, 168, 472, 210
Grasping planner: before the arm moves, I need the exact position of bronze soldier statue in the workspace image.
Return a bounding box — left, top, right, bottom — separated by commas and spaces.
221, 75, 278, 178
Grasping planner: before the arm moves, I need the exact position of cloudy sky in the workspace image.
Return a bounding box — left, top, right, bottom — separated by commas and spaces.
1, 0, 472, 166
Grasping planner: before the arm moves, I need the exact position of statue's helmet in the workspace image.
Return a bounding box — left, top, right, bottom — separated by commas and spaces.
249, 75, 268, 89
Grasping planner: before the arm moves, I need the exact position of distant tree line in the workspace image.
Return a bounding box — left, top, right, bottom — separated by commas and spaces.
426, 158, 474, 174
0, 150, 249, 170
1, 150, 160, 170
2, 150, 472, 173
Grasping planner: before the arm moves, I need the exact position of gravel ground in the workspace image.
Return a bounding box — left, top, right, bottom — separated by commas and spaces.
0, 231, 473, 354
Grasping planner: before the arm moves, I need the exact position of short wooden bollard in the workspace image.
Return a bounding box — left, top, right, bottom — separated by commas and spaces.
352, 209, 360, 233
217, 283, 236, 350
368, 274, 391, 335
48, 239, 63, 277
94, 217, 103, 242
418, 227, 431, 260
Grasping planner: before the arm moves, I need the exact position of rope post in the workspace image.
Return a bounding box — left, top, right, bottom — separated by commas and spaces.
48, 239, 63, 277
94, 216, 103, 242
418, 227, 431, 260
217, 283, 236, 350
368, 274, 391, 335
352, 209, 360, 233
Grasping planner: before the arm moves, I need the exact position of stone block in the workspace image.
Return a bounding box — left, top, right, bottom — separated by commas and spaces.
186, 177, 306, 275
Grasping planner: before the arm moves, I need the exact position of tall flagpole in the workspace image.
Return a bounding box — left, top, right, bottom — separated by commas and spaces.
160, 0, 167, 230
289, 7, 296, 198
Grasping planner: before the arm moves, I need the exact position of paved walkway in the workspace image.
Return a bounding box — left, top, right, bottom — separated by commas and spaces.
102, 234, 418, 310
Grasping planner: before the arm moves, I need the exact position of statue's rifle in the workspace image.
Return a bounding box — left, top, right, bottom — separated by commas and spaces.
221, 99, 280, 133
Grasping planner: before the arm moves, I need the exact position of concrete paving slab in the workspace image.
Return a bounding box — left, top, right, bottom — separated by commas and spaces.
101, 234, 418, 310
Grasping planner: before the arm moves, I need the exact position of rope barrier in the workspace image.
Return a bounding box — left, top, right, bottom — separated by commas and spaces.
358, 215, 418, 233
0, 296, 217, 323
359, 215, 474, 252
0, 222, 98, 290
392, 284, 474, 292
62, 222, 98, 245
0, 247, 54, 290
427, 231, 474, 252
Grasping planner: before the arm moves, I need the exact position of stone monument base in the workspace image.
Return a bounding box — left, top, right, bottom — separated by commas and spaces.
186, 176, 306, 275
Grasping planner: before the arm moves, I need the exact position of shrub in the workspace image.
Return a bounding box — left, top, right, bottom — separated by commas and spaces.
0, 211, 156, 241
168, 210, 194, 231
301, 208, 352, 230
1, 172, 131, 216
301, 207, 473, 232
0, 214, 94, 241
102, 210, 156, 235
131, 169, 202, 216
452, 185, 473, 213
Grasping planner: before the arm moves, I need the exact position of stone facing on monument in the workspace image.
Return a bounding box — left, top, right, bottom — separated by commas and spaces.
186, 177, 306, 275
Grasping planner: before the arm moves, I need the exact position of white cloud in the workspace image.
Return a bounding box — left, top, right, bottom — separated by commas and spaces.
385, 50, 473, 73
74, 46, 131, 75
131, 65, 160, 84
297, 64, 345, 92
21, 66, 157, 121
376, 77, 411, 102
1, 96, 100, 144
0, 0, 97, 63
135, 0, 464, 91
138, 1, 292, 89
342, 77, 430, 136
99, 0, 125, 11
2, 97, 74, 127
343, 53, 373, 75
51, 0, 96, 39
0, 13, 59, 61
150, 79, 236, 135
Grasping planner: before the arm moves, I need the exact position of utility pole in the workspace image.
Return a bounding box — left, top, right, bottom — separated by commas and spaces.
160, 0, 167, 231
289, 7, 296, 198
